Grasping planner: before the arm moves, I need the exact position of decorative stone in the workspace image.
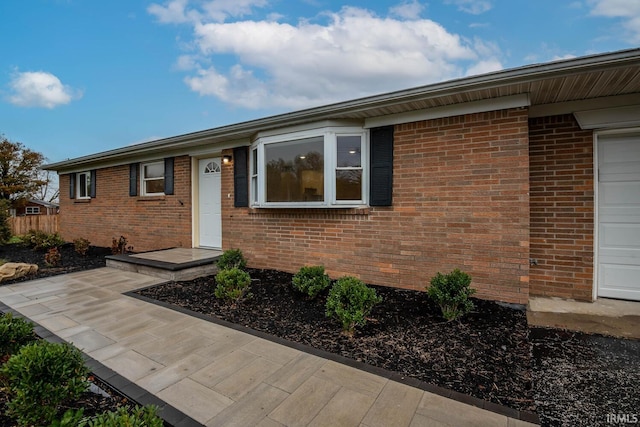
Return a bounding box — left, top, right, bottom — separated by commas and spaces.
0, 263, 39, 282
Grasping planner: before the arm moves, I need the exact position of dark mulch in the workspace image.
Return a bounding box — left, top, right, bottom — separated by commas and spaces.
0, 243, 111, 285
137, 268, 640, 427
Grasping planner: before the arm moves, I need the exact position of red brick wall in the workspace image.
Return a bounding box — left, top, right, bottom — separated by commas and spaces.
529, 115, 594, 300
223, 108, 531, 304
59, 156, 192, 252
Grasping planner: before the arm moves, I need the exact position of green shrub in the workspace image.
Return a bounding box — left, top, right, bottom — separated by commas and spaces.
44, 246, 62, 267
2, 341, 89, 426
0, 313, 36, 358
74, 238, 91, 256
7, 235, 24, 244
54, 405, 164, 427
292, 265, 331, 299
427, 268, 476, 321
0, 199, 12, 244
51, 408, 86, 427
25, 230, 66, 251
325, 276, 382, 335
217, 248, 247, 270
214, 267, 251, 302
83, 405, 163, 427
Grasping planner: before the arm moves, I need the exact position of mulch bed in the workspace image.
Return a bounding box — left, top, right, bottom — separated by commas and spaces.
137, 268, 640, 427
0, 243, 111, 285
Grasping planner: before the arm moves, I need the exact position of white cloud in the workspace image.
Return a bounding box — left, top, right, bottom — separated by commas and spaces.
589, 0, 640, 42
147, 0, 192, 23
445, 0, 493, 15
465, 59, 502, 76
148, 0, 268, 23
152, 2, 504, 109
7, 71, 81, 109
390, 1, 425, 20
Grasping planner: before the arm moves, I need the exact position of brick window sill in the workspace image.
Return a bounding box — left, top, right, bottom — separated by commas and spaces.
136, 196, 166, 202
73, 199, 91, 204
248, 206, 370, 218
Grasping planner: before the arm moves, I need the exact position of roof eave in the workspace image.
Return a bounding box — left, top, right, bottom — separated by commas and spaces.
45, 47, 640, 172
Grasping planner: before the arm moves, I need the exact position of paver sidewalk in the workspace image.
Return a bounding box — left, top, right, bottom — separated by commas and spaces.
0, 268, 537, 426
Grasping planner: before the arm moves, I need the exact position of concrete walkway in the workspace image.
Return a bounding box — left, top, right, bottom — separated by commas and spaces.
0, 268, 536, 426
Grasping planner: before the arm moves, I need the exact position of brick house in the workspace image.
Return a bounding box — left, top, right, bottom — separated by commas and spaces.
46, 49, 640, 305
11, 199, 59, 216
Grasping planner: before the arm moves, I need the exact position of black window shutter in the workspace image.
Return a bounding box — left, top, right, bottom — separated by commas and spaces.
369, 126, 394, 206
69, 173, 76, 199
129, 164, 138, 197
233, 147, 249, 207
164, 157, 174, 195
90, 170, 97, 198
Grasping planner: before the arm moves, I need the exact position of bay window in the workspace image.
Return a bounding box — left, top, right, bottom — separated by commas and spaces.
251, 127, 367, 207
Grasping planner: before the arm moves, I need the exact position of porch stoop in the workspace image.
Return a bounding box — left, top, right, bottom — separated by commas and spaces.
106, 248, 222, 281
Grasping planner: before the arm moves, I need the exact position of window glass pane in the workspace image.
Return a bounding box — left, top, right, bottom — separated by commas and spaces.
78, 174, 87, 198
336, 170, 362, 200
337, 136, 361, 167
145, 179, 164, 194
265, 137, 324, 202
252, 148, 258, 174
86, 178, 91, 198
144, 163, 164, 179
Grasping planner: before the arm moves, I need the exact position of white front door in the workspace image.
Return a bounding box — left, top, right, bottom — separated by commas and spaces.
198, 158, 222, 248
598, 132, 640, 301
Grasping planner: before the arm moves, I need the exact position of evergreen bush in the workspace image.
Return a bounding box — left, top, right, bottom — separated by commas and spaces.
292, 265, 331, 299
325, 276, 382, 334
427, 268, 476, 321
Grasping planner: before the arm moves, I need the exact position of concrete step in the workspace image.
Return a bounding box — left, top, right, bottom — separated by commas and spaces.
106, 248, 221, 282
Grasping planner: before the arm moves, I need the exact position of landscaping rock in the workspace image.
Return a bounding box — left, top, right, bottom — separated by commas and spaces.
0, 263, 38, 282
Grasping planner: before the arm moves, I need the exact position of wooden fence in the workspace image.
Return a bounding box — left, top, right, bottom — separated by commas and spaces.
8, 215, 59, 236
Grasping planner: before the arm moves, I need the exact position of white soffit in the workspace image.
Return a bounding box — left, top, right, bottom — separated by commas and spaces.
364, 94, 530, 128
575, 105, 640, 129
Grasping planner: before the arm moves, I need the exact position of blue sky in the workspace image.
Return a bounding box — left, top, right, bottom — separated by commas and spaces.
1, 0, 639, 164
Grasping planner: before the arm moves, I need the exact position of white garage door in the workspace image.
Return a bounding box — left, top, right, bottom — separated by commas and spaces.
598, 132, 640, 301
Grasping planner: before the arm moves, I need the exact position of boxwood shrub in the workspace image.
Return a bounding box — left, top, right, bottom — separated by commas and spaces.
2, 341, 89, 426
427, 268, 476, 321
325, 276, 382, 335
292, 265, 331, 299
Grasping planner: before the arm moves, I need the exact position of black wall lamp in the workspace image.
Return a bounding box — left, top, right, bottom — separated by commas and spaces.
223, 155, 233, 164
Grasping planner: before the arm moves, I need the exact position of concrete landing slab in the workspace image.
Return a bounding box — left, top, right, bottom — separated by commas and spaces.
528, 297, 640, 339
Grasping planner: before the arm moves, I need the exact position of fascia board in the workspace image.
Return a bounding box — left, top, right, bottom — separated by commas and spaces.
364, 94, 530, 128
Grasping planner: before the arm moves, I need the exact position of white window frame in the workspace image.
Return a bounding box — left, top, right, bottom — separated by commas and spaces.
25, 206, 40, 215
251, 127, 368, 208
141, 161, 165, 196
77, 171, 91, 199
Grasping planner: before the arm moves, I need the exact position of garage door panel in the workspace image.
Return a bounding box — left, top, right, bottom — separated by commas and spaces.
600, 223, 640, 249
598, 132, 640, 301
599, 264, 640, 299
599, 182, 640, 205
